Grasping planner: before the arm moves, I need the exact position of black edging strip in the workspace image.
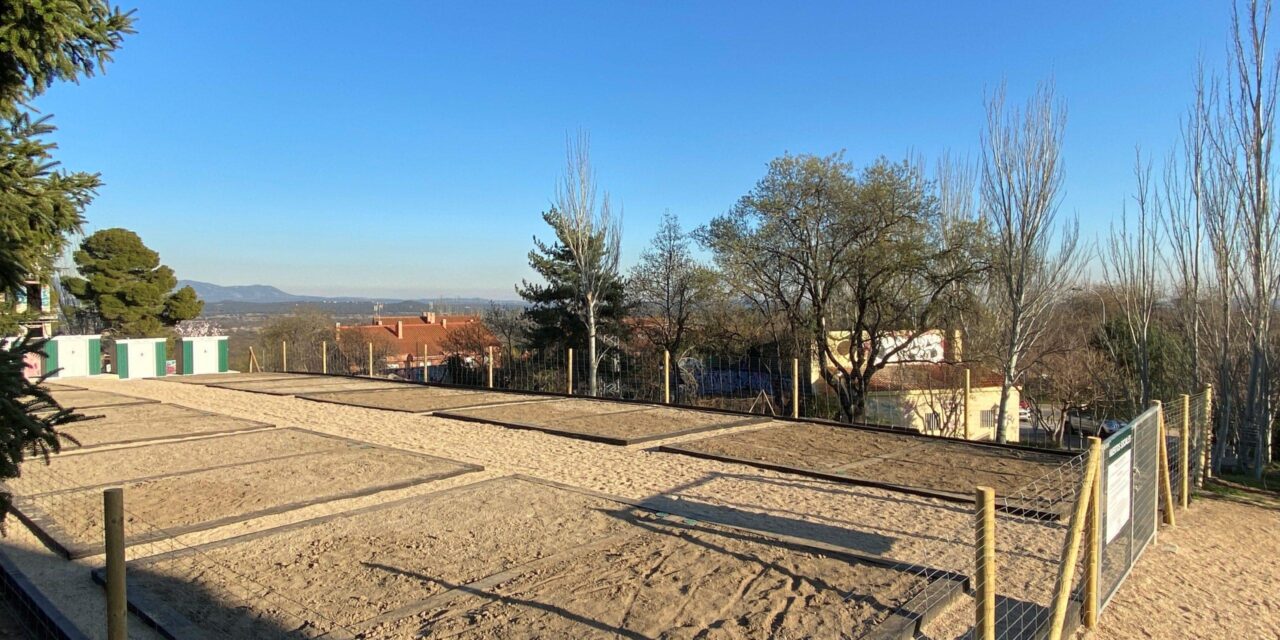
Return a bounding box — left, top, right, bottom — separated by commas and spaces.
0, 549, 90, 640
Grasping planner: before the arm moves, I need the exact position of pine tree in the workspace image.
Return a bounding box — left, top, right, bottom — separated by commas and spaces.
62, 228, 203, 338
0, 1, 134, 525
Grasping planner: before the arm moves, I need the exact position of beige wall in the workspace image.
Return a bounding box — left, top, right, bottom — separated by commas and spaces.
862, 384, 1020, 443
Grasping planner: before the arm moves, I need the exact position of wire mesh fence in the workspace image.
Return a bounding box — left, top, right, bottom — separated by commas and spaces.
3, 456, 360, 639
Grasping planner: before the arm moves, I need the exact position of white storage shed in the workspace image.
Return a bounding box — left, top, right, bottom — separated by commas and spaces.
179, 336, 229, 375
114, 337, 167, 379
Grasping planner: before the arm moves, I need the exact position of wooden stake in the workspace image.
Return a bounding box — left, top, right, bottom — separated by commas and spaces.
1047, 436, 1102, 640
1180, 394, 1191, 508
963, 368, 972, 440
104, 488, 127, 640
1084, 436, 1103, 628
663, 350, 671, 404
367, 342, 374, 377
791, 358, 800, 419
248, 346, 257, 372
1155, 400, 1176, 526
974, 486, 996, 640
321, 341, 328, 374
487, 346, 495, 388
567, 348, 574, 395
281, 340, 288, 372
1202, 384, 1215, 482
423, 344, 429, 383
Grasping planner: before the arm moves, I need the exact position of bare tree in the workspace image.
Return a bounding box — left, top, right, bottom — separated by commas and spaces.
1103, 152, 1163, 411
1205, 0, 1280, 475
482, 303, 529, 362
627, 211, 715, 356
980, 82, 1084, 443
552, 131, 623, 397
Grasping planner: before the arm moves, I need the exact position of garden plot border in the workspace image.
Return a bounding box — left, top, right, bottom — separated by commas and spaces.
50, 391, 158, 410
91, 474, 967, 640
8, 428, 483, 560
0, 547, 89, 640
659, 441, 1071, 522
40, 382, 85, 392
158, 373, 301, 385
296, 386, 557, 414
204, 377, 408, 396
435, 401, 772, 446
66, 404, 276, 451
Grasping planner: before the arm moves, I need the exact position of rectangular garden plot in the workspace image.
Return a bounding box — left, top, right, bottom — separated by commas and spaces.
662, 421, 1075, 519
435, 398, 769, 445
208, 375, 407, 396
162, 372, 301, 385
98, 476, 952, 640
299, 386, 552, 413
15, 435, 480, 559
48, 389, 156, 410
61, 403, 274, 450
6, 428, 352, 497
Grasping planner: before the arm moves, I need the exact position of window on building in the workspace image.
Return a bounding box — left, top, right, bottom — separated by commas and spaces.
980, 410, 996, 430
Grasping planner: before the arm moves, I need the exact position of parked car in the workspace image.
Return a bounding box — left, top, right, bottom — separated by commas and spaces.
1066, 412, 1123, 438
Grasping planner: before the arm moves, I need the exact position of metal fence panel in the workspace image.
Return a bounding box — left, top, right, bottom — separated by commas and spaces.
1098, 406, 1161, 611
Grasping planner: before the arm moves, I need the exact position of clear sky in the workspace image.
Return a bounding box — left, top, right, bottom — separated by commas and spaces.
40, 1, 1232, 299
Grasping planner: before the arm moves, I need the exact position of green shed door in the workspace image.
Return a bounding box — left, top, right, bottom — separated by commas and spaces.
115, 343, 128, 378
88, 338, 101, 375
217, 339, 229, 372
155, 342, 167, 377
182, 340, 195, 374
43, 340, 58, 375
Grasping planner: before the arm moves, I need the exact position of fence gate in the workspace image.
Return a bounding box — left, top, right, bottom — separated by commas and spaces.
1097, 406, 1161, 610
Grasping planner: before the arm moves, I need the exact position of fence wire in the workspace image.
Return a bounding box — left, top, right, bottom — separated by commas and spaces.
4, 452, 360, 639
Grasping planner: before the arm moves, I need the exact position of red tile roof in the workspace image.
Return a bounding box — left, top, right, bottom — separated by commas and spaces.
337, 314, 495, 364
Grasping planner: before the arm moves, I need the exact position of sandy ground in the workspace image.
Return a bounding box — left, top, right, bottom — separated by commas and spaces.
439, 397, 766, 441
47, 389, 156, 410
299, 386, 552, 413
1080, 494, 1280, 640
3, 376, 1090, 639
670, 422, 1068, 500
60, 403, 271, 449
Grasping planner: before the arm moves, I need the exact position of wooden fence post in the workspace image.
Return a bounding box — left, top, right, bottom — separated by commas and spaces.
487, 346, 495, 388
281, 340, 288, 372
104, 488, 127, 640
663, 350, 671, 404
974, 486, 996, 640
1047, 436, 1102, 640
1084, 436, 1102, 628
791, 358, 800, 419
321, 341, 328, 374
248, 346, 257, 372
1202, 384, 1214, 483
963, 368, 972, 440
367, 342, 374, 377
567, 348, 574, 395
1154, 400, 1176, 526
1180, 394, 1191, 508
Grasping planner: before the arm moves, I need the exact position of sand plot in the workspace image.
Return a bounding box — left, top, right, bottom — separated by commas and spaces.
40, 382, 84, 391
161, 372, 301, 385
663, 421, 1073, 515
102, 476, 945, 640
208, 375, 408, 396
59, 403, 274, 450
299, 386, 552, 413
46, 389, 156, 410
6, 428, 349, 496
17, 441, 481, 558
437, 398, 770, 445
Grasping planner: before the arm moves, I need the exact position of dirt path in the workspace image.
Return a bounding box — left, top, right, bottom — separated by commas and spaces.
1082, 494, 1280, 639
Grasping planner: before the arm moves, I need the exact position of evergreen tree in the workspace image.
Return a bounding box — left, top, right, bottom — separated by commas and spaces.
62, 228, 202, 337
517, 208, 628, 355
0, 1, 134, 525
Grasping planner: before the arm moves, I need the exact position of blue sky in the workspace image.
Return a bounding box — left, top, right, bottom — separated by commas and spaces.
40, 1, 1231, 299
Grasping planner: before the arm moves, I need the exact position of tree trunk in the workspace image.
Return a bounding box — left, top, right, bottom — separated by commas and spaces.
587, 301, 598, 397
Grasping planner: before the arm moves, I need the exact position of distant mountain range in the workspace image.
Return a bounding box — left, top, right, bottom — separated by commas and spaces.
179, 280, 513, 307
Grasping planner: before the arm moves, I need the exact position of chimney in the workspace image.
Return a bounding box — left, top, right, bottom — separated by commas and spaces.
374, 317, 383, 326
396, 320, 404, 339
425, 312, 437, 324
441, 317, 447, 328
950, 329, 964, 362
